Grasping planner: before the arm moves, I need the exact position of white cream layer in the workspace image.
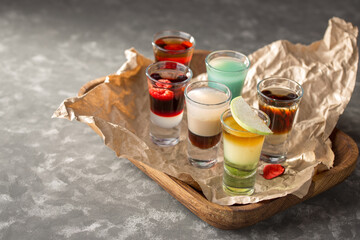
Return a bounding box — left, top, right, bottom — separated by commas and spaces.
150, 111, 183, 129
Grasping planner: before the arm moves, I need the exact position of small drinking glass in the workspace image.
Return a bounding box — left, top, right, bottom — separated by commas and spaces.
205, 50, 250, 99
221, 108, 270, 195
152, 30, 196, 66
185, 81, 231, 168
257, 77, 303, 163
146, 61, 192, 146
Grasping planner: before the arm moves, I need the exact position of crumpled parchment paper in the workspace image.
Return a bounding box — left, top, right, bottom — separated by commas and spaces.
53, 17, 358, 205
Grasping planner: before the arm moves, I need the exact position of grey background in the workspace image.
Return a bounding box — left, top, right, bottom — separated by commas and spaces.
1, 0, 359, 239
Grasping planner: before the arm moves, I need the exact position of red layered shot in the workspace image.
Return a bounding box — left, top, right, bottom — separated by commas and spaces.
154, 37, 194, 66
149, 73, 188, 128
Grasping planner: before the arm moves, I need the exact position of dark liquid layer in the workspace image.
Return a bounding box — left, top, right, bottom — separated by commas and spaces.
149, 74, 188, 116
154, 37, 194, 65
188, 130, 221, 149
150, 96, 184, 117
259, 89, 299, 134
261, 89, 298, 101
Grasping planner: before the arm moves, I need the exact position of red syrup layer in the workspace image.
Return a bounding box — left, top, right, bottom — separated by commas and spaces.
151, 109, 184, 117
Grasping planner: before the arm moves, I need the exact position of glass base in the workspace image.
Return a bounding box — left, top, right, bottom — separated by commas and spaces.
150, 133, 179, 146
261, 134, 288, 164
187, 139, 219, 168
222, 183, 254, 195
149, 119, 180, 147
260, 153, 286, 164
188, 157, 217, 169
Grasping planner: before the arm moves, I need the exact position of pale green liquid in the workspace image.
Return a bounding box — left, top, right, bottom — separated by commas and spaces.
223, 159, 256, 195
207, 57, 249, 99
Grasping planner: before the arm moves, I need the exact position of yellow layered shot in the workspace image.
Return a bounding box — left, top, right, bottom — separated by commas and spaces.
222, 116, 265, 166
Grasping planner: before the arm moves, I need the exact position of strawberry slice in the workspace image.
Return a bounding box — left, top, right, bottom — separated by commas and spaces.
181, 40, 193, 49
155, 79, 172, 89
149, 88, 174, 101
263, 164, 285, 180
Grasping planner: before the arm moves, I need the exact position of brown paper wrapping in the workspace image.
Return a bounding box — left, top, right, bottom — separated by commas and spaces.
53, 17, 358, 205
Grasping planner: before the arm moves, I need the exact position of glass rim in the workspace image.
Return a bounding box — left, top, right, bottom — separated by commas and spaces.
205, 50, 250, 73
152, 30, 196, 52
184, 81, 232, 107
257, 76, 304, 103
146, 61, 193, 86
220, 108, 270, 134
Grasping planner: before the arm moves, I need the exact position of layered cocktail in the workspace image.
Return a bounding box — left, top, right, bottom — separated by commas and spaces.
152, 30, 195, 66
257, 77, 303, 163
221, 97, 271, 195
205, 50, 250, 99
146, 61, 192, 146
185, 81, 231, 168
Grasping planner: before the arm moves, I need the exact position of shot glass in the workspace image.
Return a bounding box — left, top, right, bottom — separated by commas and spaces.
221, 108, 270, 195
185, 81, 231, 168
205, 50, 250, 99
146, 61, 193, 146
257, 77, 303, 163
152, 30, 196, 66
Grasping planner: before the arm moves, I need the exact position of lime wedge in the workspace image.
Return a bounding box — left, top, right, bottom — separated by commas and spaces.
230, 96, 273, 135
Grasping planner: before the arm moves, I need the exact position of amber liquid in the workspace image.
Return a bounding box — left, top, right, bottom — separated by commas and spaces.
258, 88, 299, 134
154, 36, 194, 66
188, 130, 221, 149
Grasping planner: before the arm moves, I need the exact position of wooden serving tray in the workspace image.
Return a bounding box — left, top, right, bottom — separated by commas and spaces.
78, 50, 359, 229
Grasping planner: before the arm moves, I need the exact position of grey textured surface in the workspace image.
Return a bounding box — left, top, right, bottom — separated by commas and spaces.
1, 0, 359, 239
